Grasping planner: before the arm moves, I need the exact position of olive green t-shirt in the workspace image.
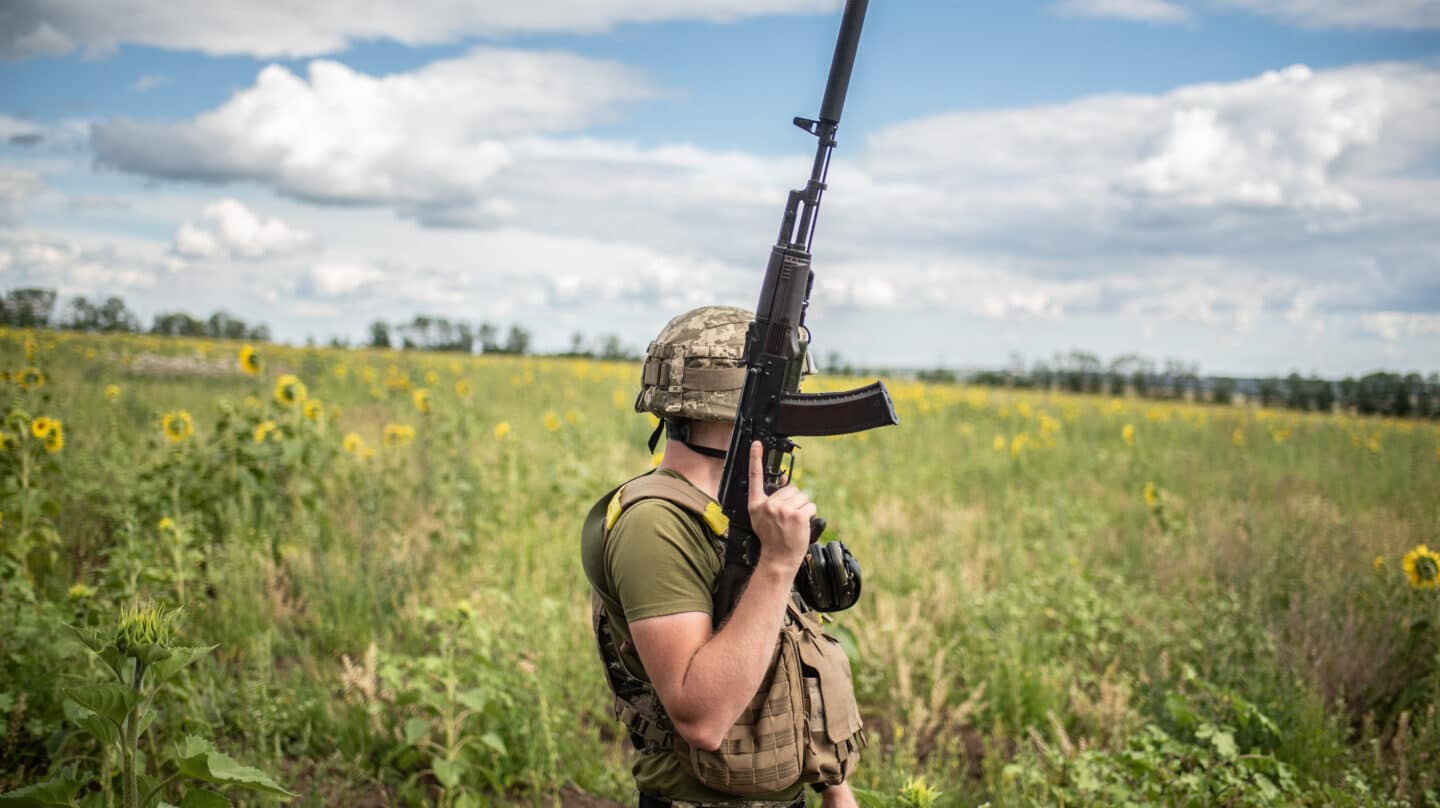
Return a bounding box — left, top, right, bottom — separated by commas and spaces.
585, 469, 803, 803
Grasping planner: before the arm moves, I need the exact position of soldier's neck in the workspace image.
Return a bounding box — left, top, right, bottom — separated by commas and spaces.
657, 439, 725, 501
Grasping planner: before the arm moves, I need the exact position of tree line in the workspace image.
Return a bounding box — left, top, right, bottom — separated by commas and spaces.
1, 287, 272, 342
1, 287, 628, 360
947, 350, 1438, 420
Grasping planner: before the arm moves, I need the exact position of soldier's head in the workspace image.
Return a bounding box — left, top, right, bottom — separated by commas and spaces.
635, 305, 751, 455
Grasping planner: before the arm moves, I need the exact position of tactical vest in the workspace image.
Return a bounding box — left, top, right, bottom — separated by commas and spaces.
581, 472, 866, 796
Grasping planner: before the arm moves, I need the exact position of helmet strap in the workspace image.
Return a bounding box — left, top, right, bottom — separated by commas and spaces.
650, 418, 728, 460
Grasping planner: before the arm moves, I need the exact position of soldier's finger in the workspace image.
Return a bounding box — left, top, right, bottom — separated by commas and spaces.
748, 441, 766, 508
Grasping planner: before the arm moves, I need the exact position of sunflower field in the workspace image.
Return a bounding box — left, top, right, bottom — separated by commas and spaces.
1, 327, 1438, 807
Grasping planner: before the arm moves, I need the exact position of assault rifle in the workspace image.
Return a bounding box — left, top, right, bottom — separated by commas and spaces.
712, 0, 898, 626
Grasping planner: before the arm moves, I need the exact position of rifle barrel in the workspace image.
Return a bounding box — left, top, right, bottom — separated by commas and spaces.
819, 0, 869, 124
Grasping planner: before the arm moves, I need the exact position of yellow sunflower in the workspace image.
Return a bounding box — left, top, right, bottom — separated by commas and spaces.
413, 388, 431, 414
43, 421, 64, 454
454, 379, 472, 399
544, 411, 561, 432
158, 517, 176, 531
1121, 423, 1135, 446
17, 367, 44, 391
303, 399, 323, 421
105, 384, 122, 402
383, 423, 415, 448
1402, 544, 1440, 590
493, 421, 511, 441
342, 432, 365, 456
253, 420, 280, 444
274, 374, 306, 407
31, 416, 54, 439
239, 344, 261, 375
424, 371, 439, 386
161, 410, 194, 443
1143, 482, 1159, 508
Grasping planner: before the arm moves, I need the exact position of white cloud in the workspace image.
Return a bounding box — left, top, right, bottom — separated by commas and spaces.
1360, 312, 1440, 340
94, 48, 656, 207
0, 167, 46, 226
306, 261, 388, 298
0, 0, 835, 60
171, 198, 312, 260
1216, 0, 1440, 30
1052, 0, 1192, 24
0, 232, 169, 296
131, 74, 170, 93
853, 61, 1439, 253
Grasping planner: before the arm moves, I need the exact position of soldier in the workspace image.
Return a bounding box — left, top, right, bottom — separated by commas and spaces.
581, 306, 864, 808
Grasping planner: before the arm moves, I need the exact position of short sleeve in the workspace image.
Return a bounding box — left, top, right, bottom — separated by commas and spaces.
605, 499, 721, 622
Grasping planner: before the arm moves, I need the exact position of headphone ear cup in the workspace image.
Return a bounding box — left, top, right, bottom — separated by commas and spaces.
823, 541, 845, 607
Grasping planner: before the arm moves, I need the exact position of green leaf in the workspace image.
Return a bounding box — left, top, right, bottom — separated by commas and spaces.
179, 789, 231, 808
174, 736, 294, 797
1210, 729, 1237, 760
0, 774, 84, 807
64, 683, 139, 730
403, 718, 431, 746
75, 714, 119, 746
431, 759, 463, 789
479, 732, 505, 756
454, 689, 488, 714
151, 646, 217, 685
66, 623, 111, 653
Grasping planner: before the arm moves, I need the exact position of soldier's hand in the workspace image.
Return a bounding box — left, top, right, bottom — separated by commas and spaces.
747, 440, 814, 573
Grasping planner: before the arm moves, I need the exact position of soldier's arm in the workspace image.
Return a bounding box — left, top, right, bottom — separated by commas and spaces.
629, 441, 813, 751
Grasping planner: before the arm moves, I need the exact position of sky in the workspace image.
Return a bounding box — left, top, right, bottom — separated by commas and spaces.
1, 0, 1438, 377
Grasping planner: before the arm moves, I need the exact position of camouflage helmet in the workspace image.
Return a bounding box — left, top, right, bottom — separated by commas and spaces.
635, 306, 752, 423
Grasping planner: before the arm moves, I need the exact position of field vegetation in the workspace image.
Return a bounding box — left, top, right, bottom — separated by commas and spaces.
1, 327, 1437, 807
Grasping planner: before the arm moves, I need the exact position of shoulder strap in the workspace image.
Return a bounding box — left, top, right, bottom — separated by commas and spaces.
612, 474, 730, 538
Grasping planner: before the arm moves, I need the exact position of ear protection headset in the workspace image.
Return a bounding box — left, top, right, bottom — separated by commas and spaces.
796, 540, 862, 612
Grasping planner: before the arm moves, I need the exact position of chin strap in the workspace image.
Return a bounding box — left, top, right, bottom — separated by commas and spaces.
647, 418, 728, 460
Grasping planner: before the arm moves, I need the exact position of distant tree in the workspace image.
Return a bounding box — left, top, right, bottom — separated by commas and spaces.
2, 288, 58, 328
369, 321, 392, 349
1211, 377, 1236, 405
503, 325, 531, 355
478, 322, 499, 353
150, 312, 205, 337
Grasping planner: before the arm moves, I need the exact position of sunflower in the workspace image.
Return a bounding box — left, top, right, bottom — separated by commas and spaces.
342, 432, 366, 456
162, 410, 194, 443
253, 420, 280, 444
274, 374, 307, 407
1402, 544, 1440, 590
17, 367, 44, 391
544, 412, 561, 432
158, 517, 176, 531
413, 388, 431, 414
565, 409, 580, 426
454, 379, 472, 399
424, 371, 439, 386
493, 421, 511, 441
105, 384, 122, 402
303, 399, 324, 421
1143, 482, 1159, 508
31, 416, 54, 439
239, 344, 261, 375
383, 423, 415, 448
43, 421, 64, 454
1121, 423, 1135, 446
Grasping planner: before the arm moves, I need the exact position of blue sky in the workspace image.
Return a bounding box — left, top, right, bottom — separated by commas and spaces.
2, 0, 1438, 375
